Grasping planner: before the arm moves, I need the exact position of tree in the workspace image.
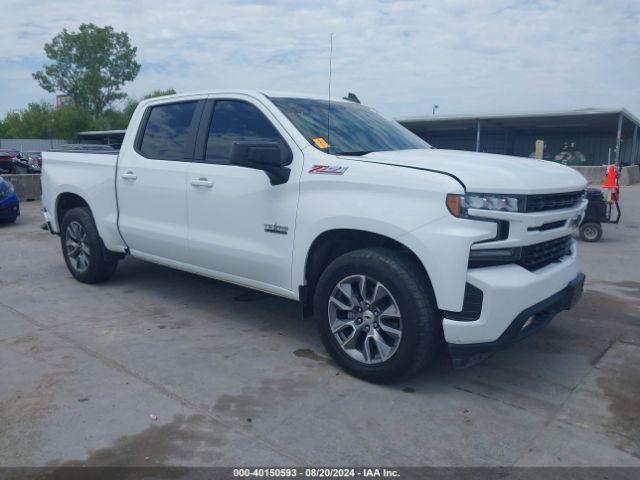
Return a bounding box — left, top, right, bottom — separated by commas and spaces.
121, 88, 177, 123
142, 88, 177, 100
1, 102, 54, 138
53, 106, 93, 139
0, 87, 176, 140
88, 107, 128, 131
33, 24, 140, 117
0, 102, 92, 140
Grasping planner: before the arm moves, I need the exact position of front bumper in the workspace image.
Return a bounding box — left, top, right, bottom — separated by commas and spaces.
0, 194, 20, 220
447, 268, 585, 368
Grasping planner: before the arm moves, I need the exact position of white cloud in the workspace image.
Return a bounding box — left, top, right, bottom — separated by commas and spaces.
1, 0, 639, 118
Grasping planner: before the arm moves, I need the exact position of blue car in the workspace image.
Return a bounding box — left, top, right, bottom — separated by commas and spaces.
0, 177, 20, 223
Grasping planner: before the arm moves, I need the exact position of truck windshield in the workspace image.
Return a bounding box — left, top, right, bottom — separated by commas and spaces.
269, 97, 430, 156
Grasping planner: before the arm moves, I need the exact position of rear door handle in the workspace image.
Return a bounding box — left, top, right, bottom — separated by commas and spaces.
121, 171, 138, 180
191, 178, 214, 188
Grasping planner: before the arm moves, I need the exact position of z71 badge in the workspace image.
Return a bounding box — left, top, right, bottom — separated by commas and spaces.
309, 165, 348, 175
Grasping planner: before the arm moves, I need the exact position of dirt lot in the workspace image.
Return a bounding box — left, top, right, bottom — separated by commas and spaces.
1, 187, 639, 467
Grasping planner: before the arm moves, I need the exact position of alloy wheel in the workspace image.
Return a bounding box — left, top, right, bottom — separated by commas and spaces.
65, 221, 91, 272
327, 275, 402, 364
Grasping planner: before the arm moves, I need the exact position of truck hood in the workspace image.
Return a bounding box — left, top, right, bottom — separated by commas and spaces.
347, 149, 587, 194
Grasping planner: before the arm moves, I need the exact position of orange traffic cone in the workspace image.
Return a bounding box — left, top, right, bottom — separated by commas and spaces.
601, 165, 620, 203
602, 165, 617, 190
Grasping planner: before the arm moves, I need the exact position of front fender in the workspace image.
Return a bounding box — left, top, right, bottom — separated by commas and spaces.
291, 154, 473, 306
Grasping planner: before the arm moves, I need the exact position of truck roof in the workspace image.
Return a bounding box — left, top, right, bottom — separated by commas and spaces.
139, 89, 357, 105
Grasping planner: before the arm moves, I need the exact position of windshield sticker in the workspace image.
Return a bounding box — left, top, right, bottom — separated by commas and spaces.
312, 137, 330, 149
309, 165, 348, 175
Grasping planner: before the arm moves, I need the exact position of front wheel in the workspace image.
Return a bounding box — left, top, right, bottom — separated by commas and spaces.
314, 248, 442, 383
60, 207, 118, 283
579, 222, 602, 242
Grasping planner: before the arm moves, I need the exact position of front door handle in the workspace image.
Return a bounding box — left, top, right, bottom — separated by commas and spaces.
121, 171, 138, 180
191, 178, 214, 188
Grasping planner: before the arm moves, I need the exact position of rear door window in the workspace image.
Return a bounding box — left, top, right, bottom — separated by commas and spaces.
139, 101, 198, 160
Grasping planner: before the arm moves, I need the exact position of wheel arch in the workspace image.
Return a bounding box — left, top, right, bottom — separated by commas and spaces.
300, 228, 435, 317
55, 192, 90, 229
55, 193, 125, 261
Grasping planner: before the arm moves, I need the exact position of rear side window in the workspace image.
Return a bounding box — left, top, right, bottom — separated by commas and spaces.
139, 101, 198, 160
205, 100, 282, 164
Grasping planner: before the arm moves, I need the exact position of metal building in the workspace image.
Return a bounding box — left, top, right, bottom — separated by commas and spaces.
398, 108, 640, 167
0, 138, 68, 151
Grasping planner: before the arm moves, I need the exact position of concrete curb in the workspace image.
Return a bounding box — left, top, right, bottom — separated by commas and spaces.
2, 174, 42, 201
571, 165, 639, 186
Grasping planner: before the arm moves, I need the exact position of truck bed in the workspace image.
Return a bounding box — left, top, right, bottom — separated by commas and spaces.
41, 150, 126, 252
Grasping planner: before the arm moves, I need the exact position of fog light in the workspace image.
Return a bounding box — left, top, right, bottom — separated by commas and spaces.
468, 247, 521, 268
470, 248, 518, 259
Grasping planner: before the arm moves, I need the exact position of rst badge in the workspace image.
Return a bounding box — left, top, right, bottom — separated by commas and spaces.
309, 165, 348, 175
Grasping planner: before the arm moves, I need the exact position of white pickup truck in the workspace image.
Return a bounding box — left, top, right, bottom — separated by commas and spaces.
41, 90, 587, 382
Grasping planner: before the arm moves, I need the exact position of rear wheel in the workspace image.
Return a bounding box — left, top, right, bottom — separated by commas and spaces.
579, 222, 602, 242
61, 207, 118, 283
314, 248, 441, 383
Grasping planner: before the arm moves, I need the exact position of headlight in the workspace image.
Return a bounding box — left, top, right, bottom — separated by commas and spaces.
0, 182, 16, 198
447, 193, 520, 218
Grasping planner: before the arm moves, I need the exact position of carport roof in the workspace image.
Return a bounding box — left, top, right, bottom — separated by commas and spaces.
77, 130, 126, 136
397, 107, 640, 136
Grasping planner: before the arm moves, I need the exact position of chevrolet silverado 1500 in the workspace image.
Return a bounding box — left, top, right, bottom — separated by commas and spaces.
41, 91, 587, 382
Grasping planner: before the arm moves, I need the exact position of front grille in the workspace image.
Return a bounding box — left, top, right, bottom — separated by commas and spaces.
524, 190, 584, 213
468, 236, 573, 271
519, 236, 572, 271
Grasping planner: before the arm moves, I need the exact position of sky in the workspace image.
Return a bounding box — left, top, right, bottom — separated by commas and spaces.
1, 0, 640, 120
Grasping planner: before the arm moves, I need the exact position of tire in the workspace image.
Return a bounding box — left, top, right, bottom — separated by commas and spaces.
579, 222, 602, 242
0, 216, 17, 224
60, 207, 118, 283
314, 248, 441, 383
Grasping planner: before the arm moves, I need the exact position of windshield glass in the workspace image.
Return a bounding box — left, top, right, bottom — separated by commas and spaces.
269, 97, 430, 155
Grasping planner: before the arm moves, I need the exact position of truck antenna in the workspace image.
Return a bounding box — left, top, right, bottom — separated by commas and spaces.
327, 33, 333, 150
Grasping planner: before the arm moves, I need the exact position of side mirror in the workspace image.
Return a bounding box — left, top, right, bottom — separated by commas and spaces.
229, 141, 292, 185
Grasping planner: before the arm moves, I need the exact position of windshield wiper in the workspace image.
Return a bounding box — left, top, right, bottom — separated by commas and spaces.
335, 150, 372, 156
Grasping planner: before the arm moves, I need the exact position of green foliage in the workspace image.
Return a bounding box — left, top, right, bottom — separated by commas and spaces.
142, 88, 177, 100
121, 99, 139, 124
121, 88, 177, 124
0, 102, 91, 140
0, 88, 177, 140
33, 23, 141, 117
